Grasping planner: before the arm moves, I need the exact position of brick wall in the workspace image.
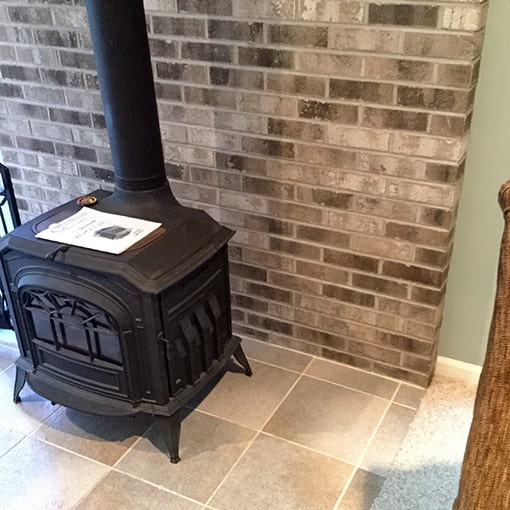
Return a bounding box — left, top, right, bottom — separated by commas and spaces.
0, 0, 487, 385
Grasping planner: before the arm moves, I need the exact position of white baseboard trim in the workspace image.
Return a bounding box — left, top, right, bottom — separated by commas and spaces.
436, 356, 482, 385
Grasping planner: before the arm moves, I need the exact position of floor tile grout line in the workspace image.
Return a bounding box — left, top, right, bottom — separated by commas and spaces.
111, 426, 150, 470
70, 424, 153, 508
0, 430, 29, 461
0, 360, 15, 375
189, 406, 361, 468
111, 466, 206, 507
302, 372, 399, 402
0, 370, 63, 455
260, 429, 357, 466
25, 431, 121, 509
70, 423, 203, 509
390, 400, 421, 411
1, 337, 420, 507
4, 410, 193, 509
189, 354, 410, 468
26, 434, 115, 469
204, 357, 315, 508
241, 336, 316, 359
187, 406, 259, 432
245, 355, 309, 375
249, 352, 409, 404
241, 336, 424, 388
203, 430, 258, 507
23, 402, 62, 438
0, 344, 19, 353
70, 467, 114, 509
247, 355, 314, 433
332, 382, 403, 510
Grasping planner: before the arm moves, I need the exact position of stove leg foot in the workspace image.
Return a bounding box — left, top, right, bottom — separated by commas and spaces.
233, 345, 253, 377
166, 413, 181, 464
13, 366, 27, 404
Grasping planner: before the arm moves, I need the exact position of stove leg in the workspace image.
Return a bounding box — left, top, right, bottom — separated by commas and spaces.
166, 413, 181, 464
13, 366, 27, 404
233, 345, 253, 377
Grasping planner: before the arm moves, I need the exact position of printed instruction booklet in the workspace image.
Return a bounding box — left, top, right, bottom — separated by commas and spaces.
36, 207, 162, 254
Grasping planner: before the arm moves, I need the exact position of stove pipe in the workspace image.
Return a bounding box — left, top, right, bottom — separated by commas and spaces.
85, 0, 178, 212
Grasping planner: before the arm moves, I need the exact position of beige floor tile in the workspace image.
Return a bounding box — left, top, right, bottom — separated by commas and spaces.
33, 407, 153, 465
264, 375, 388, 464
394, 383, 426, 409
241, 337, 312, 372
116, 410, 256, 503
337, 468, 385, 510
76, 470, 202, 510
0, 426, 24, 457
0, 329, 17, 350
210, 433, 353, 510
0, 436, 109, 509
0, 365, 59, 434
192, 359, 299, 429
305, 358, 398, 399
360, 403, 416, 476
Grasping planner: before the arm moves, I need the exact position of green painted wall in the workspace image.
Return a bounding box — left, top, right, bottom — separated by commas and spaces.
439, 0, 510, 365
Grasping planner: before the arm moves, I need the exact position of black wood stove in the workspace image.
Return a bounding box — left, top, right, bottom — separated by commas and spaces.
0, 0, 252, 463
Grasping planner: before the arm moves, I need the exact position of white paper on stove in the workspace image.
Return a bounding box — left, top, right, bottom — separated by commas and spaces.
35, 207, 162, 255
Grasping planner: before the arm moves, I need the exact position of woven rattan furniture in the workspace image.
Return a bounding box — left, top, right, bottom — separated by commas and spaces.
453, 180, 510, 509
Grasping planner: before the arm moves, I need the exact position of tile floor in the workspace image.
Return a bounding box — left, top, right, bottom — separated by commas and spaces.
0, 329, 425, 510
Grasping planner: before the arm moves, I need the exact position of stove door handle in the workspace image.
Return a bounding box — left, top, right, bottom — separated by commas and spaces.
45, 244, 72, 261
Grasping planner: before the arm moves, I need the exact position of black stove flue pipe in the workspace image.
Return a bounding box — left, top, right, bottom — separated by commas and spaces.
85, 0, 178, 210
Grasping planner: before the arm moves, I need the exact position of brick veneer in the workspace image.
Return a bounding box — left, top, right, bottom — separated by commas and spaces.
0, 0, 487, 385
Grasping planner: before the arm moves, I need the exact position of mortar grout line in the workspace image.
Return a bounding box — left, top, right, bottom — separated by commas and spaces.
0, 343, 19, 353
70, 467, 114, 509
0, 361, 15, 375
17, 390, 146, 509
242, 355, 307, 375
110, 430, 148, 469
332, 381, 402, 510
21, 396, 62, 438
110, 466, 206, 508
242, 336, 427, 387
1, 338, 421, 506
24, 434, 112, 468
302, 372, 400, 402
204, 356, 315, 508
259, 429, 357, 466
0, 427, 28, 461
9, 120, 468, 165
31, 414, 203, 509
189, 404, 361, 467
68, 355, 305, 506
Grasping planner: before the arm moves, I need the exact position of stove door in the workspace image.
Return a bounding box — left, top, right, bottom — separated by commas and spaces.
16, 272, 135, 401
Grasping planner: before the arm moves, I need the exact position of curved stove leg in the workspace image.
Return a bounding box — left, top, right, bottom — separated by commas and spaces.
166, 412, 181, 464
13, 365, 27, 404
233, 345, 253, 377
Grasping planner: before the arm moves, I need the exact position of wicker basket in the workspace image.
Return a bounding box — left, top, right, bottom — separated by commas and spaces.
453, 180, 510, 509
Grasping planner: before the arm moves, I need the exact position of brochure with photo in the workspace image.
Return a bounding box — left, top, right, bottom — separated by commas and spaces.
35, 207, 162, 254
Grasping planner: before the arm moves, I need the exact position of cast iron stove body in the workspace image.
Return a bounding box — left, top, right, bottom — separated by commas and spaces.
0, 0, 252, 463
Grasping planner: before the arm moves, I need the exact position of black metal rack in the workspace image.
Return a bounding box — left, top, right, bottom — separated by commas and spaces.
0, 163, 20, 329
